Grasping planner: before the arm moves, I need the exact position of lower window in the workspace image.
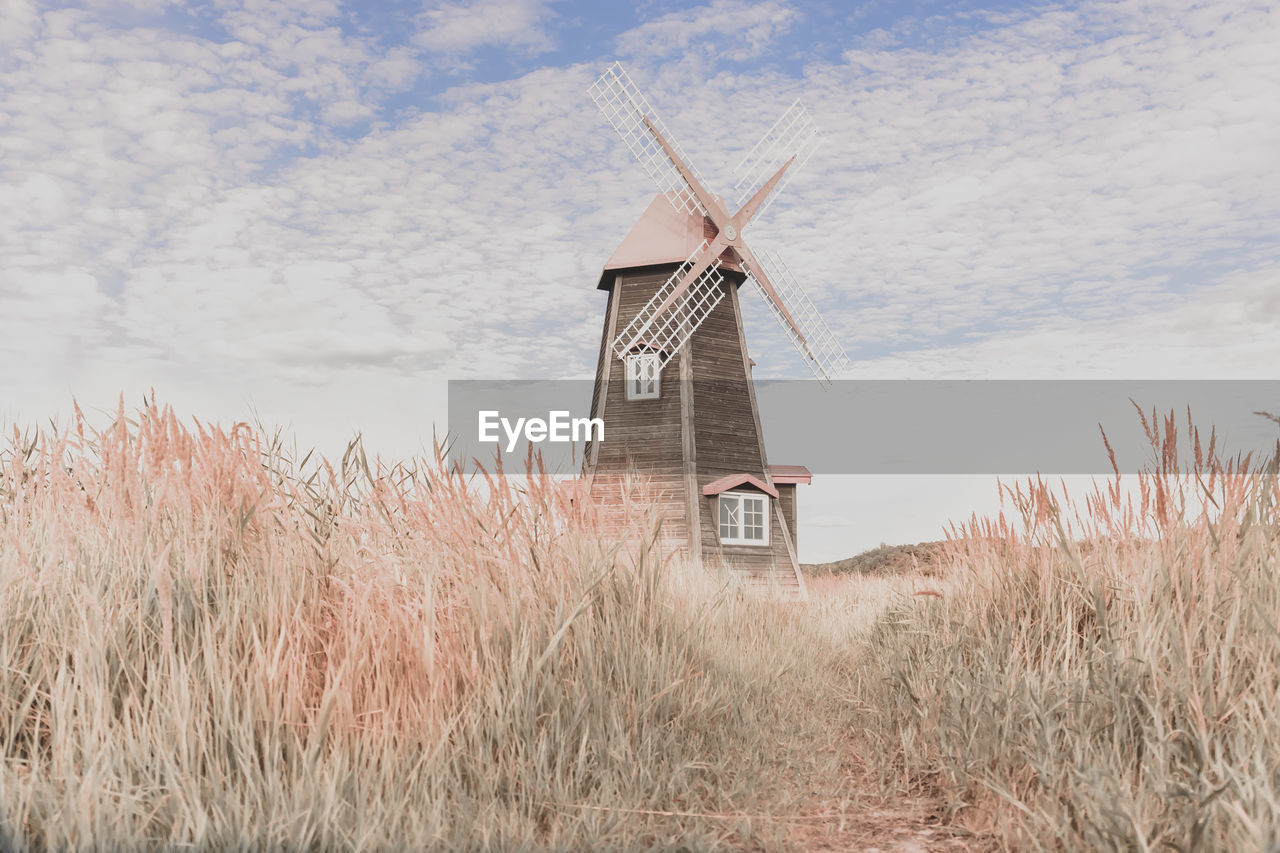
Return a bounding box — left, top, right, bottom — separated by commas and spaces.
718, 491, 770, 545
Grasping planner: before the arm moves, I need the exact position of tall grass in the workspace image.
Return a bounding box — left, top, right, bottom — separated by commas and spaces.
17, 398, 1272, 850
856, 410, 1280, 849
0, 400, 807, 851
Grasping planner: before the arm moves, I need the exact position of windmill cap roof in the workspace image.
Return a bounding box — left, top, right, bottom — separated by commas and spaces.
597, 194, 742, 289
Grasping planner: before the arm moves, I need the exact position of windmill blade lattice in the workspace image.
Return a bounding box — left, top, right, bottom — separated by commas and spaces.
612, 241, 726, 367
588, 63, 713, 218
742, 247, 850, 384
732, 101, 822, 220
592, 62, 850, 383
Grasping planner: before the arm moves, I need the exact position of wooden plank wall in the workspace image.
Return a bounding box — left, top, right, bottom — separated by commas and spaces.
584, 285, 616, 472
587, 269, 691, 559
587, 266, 800, 590
688, 274, 795, 584
777, 484, 797, 555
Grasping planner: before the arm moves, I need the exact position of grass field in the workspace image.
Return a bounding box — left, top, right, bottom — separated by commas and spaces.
1, 401, 1277, 850
857, 411, 1280, 850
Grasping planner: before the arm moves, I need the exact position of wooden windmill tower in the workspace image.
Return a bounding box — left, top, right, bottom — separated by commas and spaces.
583, 64, 849, 593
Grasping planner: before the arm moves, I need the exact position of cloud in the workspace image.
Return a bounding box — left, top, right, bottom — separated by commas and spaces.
366, 47, 422, 88
615, 0, 799, 61
842, 266, 1280, 380
731, 0, 1280, 372
0, 0, 40, 49
0, 2, 447, 420
414, 0, 561, 56
2, 0, 1279, 471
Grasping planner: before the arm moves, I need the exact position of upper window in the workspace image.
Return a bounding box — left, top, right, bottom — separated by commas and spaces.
624, 352, 661, 400
718, 491, 769, 546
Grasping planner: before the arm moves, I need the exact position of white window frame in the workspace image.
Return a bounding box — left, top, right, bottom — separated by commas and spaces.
624, 351, 661, 400
717, 490, 770, 546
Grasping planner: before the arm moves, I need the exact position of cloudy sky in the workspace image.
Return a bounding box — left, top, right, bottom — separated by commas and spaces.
2, 0, 1278, 559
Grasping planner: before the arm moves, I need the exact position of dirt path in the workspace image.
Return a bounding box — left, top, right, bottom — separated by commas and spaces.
772, 568, 976, 852
772, 733, 973, 853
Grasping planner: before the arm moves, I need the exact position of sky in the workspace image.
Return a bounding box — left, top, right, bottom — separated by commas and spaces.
2, 0, 1278, 560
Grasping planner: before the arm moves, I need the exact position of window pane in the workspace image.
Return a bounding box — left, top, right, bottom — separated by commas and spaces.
625, 353, 660, 399
744, 497, 764, 540
719, 495, 739, 539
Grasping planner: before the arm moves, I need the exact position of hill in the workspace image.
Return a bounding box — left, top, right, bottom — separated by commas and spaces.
802, 541, 945, 577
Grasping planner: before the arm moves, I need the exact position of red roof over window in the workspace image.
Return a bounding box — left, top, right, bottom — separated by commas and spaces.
701, 473, 779, 499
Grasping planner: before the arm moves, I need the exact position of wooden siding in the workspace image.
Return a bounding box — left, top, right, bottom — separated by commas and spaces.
687, 275, 782, 578
584, 284, 617, 472
587, 268, 691, 557
777, 484, 796, 553
585, 265, 802, 591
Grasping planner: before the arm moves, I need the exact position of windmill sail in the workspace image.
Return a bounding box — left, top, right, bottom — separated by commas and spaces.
740, 247, 850, 384
588, 63, 713, 218
593, 62, 849, 383
732, 101, 822, 221
612, 241, 725, 366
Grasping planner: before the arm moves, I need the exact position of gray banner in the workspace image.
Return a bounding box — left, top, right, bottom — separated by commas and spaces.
446, 380, 1280, 475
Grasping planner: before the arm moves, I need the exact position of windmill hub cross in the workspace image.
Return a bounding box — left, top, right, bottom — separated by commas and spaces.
588, 63, 850, 384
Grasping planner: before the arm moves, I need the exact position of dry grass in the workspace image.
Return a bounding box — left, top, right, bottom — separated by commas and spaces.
0, 399, 954, 852
0, 400, 804, 850
8, 397, 1271, 851
855, 410, 1280, 849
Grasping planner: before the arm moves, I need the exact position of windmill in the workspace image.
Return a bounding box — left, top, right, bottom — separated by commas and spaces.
583, 63, 849, 593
